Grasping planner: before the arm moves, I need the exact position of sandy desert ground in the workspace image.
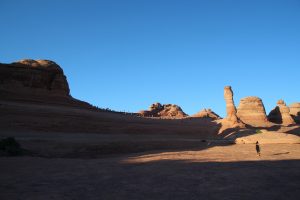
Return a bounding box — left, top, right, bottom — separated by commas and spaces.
0, 99, 300, 200
0, 126, 300, 200
0, 139, 299, 200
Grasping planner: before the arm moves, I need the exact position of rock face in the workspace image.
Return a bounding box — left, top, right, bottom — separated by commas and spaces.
236, 96, 269, 127
289, 103, 300, 124
139, 102, 187, 118
224, 86, 238, 122
0, 59, 70, 96
192, 109, 221, 120
268, 100, 296, 126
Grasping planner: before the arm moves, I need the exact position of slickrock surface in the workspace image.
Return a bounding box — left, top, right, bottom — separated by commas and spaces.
237, 96, 269, 127
289, 103, 300, 124
268, 100, 296, 126
235, 130, 300, 144
192, 108, 221, 120
139, 102, 187, 118
224, 86, 238, 122
0, 59, 70, 96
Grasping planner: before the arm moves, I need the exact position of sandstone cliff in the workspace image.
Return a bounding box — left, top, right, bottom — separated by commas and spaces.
0, 59, 70, 96
0, 59, 94, 109
268, 100, 296, 126
236, 96, 269, 127
139, 103, 187, 118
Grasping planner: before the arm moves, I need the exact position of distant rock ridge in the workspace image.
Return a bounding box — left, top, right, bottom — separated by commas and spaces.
139, 102, 187, 118
268, 100, 296, 126
236, 96, 269, 127
0, 59, 69, 96
192, 108, 221, 120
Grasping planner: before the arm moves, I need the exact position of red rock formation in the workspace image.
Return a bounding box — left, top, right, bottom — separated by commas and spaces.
268, 100, 296, 126
289, 103, 300, 124
224, 86, 238, 123
0, 59, 96, 109
139, 103, 187, 118
192, 109, 221, 120
0, 59, 70, 96
237, 96, 269, 127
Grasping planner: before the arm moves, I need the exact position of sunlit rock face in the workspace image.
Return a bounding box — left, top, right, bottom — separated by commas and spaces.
0, 59, 70, 96
139, 102, 187, 118
237, 96, 269, 127
224, 86, 238, 123
192, 108, 221, 120
268, 100, 296, 126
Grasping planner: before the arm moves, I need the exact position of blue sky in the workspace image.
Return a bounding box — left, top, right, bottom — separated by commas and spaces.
1, 0, 299, 117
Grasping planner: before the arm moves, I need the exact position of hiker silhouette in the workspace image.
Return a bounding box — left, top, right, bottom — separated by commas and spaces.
256, 141, 261, 156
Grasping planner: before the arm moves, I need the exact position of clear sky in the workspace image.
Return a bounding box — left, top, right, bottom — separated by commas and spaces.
1, 0, 299, 117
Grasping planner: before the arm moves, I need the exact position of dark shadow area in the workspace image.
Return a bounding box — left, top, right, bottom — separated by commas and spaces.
0, 157, 299, 200
291, 111, 300, 124
268, 106, 282, 124
286, 126, 300, 135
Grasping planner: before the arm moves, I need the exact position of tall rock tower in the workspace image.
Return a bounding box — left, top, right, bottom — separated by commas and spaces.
224, 86, 238, 123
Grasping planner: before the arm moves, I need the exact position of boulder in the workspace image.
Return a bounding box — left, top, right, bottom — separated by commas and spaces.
139, 103, 187, 118
237, 96, 269, 127
192, 109, 221, 120
268, 100, 296, 126
289, 103, 300, 124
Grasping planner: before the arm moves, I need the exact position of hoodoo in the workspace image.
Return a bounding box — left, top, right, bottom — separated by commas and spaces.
224, 86, 239, 123
289, 103, 300, 124
268, 100, 296, 126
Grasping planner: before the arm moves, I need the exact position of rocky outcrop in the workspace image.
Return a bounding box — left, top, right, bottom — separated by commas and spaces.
237, 96, 269, 127
0, 59, 70, 96
224, 86, 238, 123
192, 109, 221, 120
289, 103, 300, 124
268, 100, 296, 126
139, 102, 187, 118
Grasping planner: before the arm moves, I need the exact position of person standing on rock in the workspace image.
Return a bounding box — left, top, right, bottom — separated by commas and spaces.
256, 141, 261, 156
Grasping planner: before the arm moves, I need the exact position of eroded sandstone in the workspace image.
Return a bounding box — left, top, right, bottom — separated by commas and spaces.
237, 96, 269, 127
0, 59, 70, 96
139, 103, 187, 118
268, 100, 296, 126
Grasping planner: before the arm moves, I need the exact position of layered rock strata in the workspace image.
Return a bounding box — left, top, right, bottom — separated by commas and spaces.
236, 96, 269, 127
0, 59, 70, 96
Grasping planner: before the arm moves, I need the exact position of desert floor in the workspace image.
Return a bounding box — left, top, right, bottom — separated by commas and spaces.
0, 131, 299, 200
